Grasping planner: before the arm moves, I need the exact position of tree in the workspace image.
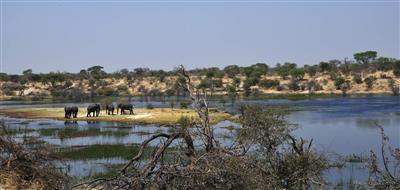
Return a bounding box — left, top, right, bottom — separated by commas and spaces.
364, 76, 375, 90
388, 79, 399, 96
318, 62, 330, 72
22, 69, 33, 76
252, 63, 268, 75
233, 77, 241, 88
334, 77, 346, 90
87, 65, 105, 79
304, 65, 317, 77
225, 85, 237, 105
278, 63, 297, 79
259, 79, 280, 89
393, 61, 400, 77
353, 51, 377, 65
223, 65, 240, 78
289, 68, 305, 80
242, 67, 254, 78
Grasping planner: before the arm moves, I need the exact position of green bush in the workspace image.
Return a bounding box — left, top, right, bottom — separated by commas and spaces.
259, 79, 280, 89
393, 61, 400, 77
334, 77, 346, 90
288, 79, 300, 91
364, 76, 375, 90
180, 102, 189, 109
177, 116, 192, 128
289, 68, 305, 80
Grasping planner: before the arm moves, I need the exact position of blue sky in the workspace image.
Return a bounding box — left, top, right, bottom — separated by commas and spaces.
1, 0, 399, 74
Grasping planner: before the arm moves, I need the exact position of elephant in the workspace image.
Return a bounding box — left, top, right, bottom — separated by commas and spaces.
117, 103, 134, 115
106, 104, 115, 115
87, 104, 101, 117
64, 106, 78, 119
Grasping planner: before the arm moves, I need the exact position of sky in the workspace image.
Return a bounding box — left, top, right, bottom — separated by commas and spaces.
1, 0, 399, 74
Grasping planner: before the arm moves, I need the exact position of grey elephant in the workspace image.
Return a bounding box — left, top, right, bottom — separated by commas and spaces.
64, 106, 78, 119
87, 104, 101, 117
106, 104, 115, 115
117, 103, 134, 115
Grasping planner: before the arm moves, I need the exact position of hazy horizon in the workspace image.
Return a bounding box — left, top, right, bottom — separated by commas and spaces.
1, 0, 399, 74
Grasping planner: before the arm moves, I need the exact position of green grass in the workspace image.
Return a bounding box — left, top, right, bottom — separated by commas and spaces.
55, 144, 152, 160
0, 127, 34, 135
37, 127, 130, 138
38, 128, 59, 136
245, 93, 341, 101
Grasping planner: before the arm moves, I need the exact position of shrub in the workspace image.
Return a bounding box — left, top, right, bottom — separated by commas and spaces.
1, 82, 25, 96
388, 79, 399, 96
364, 76, 376, 90
288, 79, 300, 91
329, 72, 338, 80
117, 85, 128, 91
259, 79, 280, 89
177, 116, 192, 128
180, 101, 189, 109
307, 80, 323, 93
289, 68, 305, 80
96, 87, 116, 96
393, 61, 400, 77
352, 75, 363, 84
334, 77, 346, 90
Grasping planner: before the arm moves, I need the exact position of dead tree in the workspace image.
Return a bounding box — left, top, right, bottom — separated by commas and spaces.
176, 65, 214, 151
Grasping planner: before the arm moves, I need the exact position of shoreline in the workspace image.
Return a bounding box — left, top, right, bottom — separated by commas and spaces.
0, 107, 232, 125
0, 92, 395, 102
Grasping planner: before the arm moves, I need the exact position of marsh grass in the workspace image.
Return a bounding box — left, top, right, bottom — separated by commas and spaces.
0, 126, 34, 135
38, 127, 130, 138
55, 144, 153, 160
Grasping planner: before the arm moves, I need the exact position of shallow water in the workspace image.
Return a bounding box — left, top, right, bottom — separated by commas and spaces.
1, 95, 399, 187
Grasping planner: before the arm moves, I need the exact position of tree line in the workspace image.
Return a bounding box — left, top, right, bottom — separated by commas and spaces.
1, 51, 399, 98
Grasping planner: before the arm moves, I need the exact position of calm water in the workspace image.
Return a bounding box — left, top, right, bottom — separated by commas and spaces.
1, 96, 399, 187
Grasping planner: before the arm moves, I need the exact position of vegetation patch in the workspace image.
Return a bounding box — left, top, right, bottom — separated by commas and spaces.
38, 127, 130, 138
55, 144, 153, 160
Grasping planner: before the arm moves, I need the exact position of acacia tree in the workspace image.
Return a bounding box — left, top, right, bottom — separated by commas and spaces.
354, 51, 377, 65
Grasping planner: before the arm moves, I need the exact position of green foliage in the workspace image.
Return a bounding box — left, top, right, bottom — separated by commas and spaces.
329, 71, 338, 80
354, 51, 377, 64
223, 65, 240, 78
252, 63, 269, 75
259, 79, 280, 89
304, 65, 317, 77
96, 87, 116, 96
177, 116, 192, 128
319, 62, 330, 72
233, 77, 241, 87
55, 144, 149, 160
334, 77, 346, 90
393, 61, 400, 77
277, 63, 297, 79
289, 68, 305, 80
288, 79, 300, 91
364, 76, 375, 90
375, 57, 395, 71
388, 79, 399, 96
180, 101, 189, 109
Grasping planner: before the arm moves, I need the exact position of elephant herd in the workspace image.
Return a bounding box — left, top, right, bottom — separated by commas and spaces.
64, 103, 134, 119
